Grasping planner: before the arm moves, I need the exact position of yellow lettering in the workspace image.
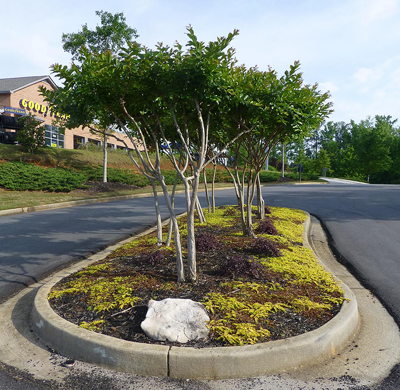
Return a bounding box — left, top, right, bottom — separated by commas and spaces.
20, 99, 28, 108
40, 105, 46, 114
28, 101, 34, 110
34, 103, 40, 112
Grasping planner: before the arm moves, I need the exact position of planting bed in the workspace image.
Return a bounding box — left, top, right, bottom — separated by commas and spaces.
48, 206, 344, 347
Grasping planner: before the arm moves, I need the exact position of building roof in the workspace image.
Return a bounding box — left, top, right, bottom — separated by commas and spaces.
0, 76, 57, 94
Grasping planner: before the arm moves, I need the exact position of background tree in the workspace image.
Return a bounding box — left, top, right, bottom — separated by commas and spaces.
290, 116, 399, 182
17, 113, 45, 154
62, 10, 137, 60
61, 10, 138, 182
350, 116, 394, 182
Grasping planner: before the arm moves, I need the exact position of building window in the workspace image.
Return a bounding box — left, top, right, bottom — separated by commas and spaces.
73, 135, 85, 149
88, 138, 101, 146
45, 124, 64, 148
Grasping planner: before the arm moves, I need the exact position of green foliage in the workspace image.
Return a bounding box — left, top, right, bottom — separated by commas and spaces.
258, 171, 282, 182
49, 269, 147, 313
79, 320, 105, 332
200, 206, 343, 345
292, 116, 400, 183
62, 10, 138, 61
0, 162, 87, 192
78, 166, 150, 186
17, 113, 45, 153
351, 116, 394, 180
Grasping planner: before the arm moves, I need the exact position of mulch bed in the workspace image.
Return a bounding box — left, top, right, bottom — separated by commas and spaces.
75, 181, 140, 193
49, 208, 341, 348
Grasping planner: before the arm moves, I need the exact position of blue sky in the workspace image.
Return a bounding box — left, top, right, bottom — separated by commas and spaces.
2, 0, 400, 124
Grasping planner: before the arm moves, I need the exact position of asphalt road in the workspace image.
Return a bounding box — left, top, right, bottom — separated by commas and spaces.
1, 179, 400, 389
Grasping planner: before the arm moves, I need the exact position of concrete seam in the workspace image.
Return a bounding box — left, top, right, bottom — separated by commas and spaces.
167, 346, 171, 377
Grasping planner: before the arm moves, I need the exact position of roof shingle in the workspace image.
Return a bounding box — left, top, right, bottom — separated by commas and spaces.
0, 76, 57, 94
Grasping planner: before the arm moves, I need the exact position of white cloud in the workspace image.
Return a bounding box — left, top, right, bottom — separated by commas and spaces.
319, 82, 340, 93
391, 65, 400, 85
362, 0, 399, 24
353, 67, 382, 85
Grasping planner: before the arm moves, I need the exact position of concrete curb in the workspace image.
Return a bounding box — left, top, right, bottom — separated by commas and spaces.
31, 215, 359, 380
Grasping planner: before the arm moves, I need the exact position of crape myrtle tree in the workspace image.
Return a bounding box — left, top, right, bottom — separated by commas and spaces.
222, 62, 332, 236
42, 27, 250, 282
61, 10, 138, 182
116, 28, 252, 282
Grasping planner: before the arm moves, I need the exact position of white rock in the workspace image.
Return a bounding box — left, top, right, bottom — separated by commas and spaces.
140, 298, 210, 343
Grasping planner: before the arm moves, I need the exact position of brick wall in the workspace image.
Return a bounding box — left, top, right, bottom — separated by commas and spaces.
6, 79, 137, 150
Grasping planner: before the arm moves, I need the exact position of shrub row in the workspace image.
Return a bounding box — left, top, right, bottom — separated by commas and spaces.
0, 162, 320, 193
0, 162, 88, 192
78, 166, 150, 187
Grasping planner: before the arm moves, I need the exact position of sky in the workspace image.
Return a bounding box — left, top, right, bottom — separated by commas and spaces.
2, 0, 400, 124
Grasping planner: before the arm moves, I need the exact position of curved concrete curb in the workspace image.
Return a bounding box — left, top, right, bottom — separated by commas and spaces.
31, 215, 359, 380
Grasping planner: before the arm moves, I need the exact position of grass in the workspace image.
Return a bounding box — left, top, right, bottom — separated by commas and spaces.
0, 143, 176, 172
48, 206, 345, 347
0, 188, 135, 210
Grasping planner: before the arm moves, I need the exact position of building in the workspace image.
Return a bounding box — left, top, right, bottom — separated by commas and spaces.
0, 76, 136, 150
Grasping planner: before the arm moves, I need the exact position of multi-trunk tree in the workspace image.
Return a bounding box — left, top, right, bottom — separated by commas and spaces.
221, 63, 332, 236
42, 22, 332, 282
42, 27, 251, 283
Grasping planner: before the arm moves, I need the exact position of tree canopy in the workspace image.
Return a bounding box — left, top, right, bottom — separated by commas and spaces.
42, 22, 332, 281
62, 10, 138, 61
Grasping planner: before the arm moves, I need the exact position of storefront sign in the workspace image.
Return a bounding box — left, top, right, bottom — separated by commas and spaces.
19, 99, 68, 120
1, 106, 26, 115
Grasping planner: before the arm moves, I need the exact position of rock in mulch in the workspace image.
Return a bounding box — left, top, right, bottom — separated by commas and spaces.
141, 298, 210, 343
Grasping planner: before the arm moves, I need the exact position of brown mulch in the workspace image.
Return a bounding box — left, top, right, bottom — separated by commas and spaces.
75, 181, 140, 193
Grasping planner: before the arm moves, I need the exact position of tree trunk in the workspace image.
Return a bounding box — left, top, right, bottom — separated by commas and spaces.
203, 169, 211, 213
184, 176, 198, 282
196, 196, 206, 223
245, 175, 256, 238
234, 166, 247, 235
256, 172, 265, 220
151, 180, 163, 246
166, 171, 180, 247
281, 143, 285, 178
160, 181, 185, 282
211, 162, 216, 213
103, 133, 108, 183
